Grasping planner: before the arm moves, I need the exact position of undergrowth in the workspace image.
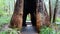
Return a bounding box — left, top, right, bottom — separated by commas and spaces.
39, 26, 60, 34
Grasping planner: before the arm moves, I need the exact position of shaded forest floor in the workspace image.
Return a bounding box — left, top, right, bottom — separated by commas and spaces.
0, 16, 60, 34
0, 23, 38, 34
0, 22, 60, 34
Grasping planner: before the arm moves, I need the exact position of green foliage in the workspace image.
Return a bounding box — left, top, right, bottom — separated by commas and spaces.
0, 11, 4, 16
0, 16, 11, 25
0, 28, 20, 34
0, 9, 6, 16
56, 17, 60, 22
39, 26, 60, 34
26, 15, 30, 21
39, 26, 56, 34
57, 31, 60, 34
0, 0, 5, 7
0, 0, 15, 17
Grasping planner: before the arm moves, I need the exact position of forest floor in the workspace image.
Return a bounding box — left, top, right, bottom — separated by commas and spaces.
21, 25, 38, 34
0, 22, 38, 34
0, 22, 60, 34
0, 16, 60, 34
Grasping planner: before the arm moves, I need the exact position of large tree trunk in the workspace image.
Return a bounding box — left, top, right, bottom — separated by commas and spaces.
36, 0, 50, 32
53, 0, 58, 23
10, 0, 24, 30
36, 0, 43, 32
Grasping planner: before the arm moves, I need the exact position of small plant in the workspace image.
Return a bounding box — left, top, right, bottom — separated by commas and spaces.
39, 26, 56, 34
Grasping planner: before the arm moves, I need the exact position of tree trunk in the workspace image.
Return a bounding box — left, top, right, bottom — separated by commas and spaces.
10, 0, 24, 30
36, 0, 51, 32
53, 0, 58, 23
49, 0, 52, 22
43, 3, 50, 27
36, 0, 43, 32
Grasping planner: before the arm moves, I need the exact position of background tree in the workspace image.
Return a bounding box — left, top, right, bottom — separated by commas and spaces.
53, 0, 58, 23
43, 3, 50, 26
49, 0, 52, 22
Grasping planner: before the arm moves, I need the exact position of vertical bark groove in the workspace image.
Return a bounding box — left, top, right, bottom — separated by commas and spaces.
49, 0, 52, 22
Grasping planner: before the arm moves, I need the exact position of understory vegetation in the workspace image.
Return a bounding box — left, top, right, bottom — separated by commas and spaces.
39, 26, 60, 34
0, 28, 21, 34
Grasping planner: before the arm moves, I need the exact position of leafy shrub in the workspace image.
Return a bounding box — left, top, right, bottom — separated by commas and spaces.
39, 26, 56, 34
0, 10, 4, 16
0, 28, 21, 34
0, 8, 9, 17
0, 16, 11, 26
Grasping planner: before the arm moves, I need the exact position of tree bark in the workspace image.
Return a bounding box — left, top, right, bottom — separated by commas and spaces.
10, 0, 24, 30
49, 0, 52, 22
36, 0, 51, 32
53, 0, 58, 23
36, 0, 43, 32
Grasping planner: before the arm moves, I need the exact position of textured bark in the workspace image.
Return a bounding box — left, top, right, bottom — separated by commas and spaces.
36, 0, 43, 32
10, 0, 24, 29
36, 0, 51, 32
53, 0, 58, 23
36, 11, 41, 32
